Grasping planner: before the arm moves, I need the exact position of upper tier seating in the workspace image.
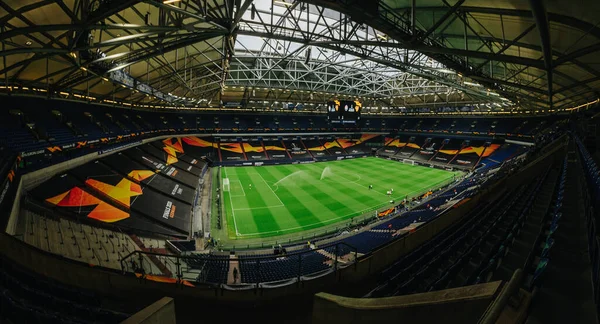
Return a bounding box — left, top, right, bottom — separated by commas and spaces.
1, 96, 564, 157
0, 109, 45, 152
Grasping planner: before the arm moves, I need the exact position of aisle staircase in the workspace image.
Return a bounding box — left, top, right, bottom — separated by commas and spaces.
129, 234, 172, 277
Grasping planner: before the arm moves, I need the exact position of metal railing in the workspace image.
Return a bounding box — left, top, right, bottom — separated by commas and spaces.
119, 241, 358, 286
478, 269, 524, 324
573, 134, 600, 308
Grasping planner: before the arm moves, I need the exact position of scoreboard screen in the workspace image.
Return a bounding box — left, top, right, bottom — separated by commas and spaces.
327, 100, 362, 125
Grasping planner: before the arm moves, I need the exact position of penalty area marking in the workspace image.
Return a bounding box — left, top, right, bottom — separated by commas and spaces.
229, 179, 246, 197
234, 201, 389, 237
234, 173, 457, 238
254, 170, 286, 207
223, 167, 240, 236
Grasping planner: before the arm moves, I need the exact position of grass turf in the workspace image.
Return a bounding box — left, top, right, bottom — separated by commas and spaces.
220, 157, 461, 239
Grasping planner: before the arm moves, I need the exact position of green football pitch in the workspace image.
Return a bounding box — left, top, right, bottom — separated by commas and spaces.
219, 157, 461, 239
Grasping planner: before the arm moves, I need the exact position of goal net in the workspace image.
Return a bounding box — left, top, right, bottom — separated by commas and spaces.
223, 178, 230, 192
402, 159, 415, 166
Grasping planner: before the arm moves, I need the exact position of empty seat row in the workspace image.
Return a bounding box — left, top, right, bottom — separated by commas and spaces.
238, 246, 344, 284
572, 134, 600, 305
365, 172, 548, 297
185, 255, 229, 284
469, 166, 556, 286
0, 255, 131, 324
523, 157, 567, 291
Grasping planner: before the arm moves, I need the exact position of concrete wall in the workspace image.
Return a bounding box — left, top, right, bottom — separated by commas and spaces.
5, 179, 23, 235
313, 282, 502, 324
121, 297, 176, 324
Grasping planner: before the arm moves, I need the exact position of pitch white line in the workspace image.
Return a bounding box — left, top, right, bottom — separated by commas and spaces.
236, 170, 458, 237
236, 202, 386, 237
333, 172, 391, 197
255, 170, 285, 207
234, 205, 285, 211
229, 180, 246, 197
223, 167, 240, 236
315, 165, 389, 197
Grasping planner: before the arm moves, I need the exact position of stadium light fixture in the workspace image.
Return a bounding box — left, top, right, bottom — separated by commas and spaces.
163, 0, 182, 4
437, 68, 456, 74
107, 63, 130, 73
274, 1, 293, 6
463, 81, 483, 87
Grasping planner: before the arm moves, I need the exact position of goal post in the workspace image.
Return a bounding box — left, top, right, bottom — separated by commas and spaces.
402, 159, 415, 166
223, 178, 230, 192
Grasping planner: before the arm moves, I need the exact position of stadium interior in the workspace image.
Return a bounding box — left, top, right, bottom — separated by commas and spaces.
1, 0, 600, 323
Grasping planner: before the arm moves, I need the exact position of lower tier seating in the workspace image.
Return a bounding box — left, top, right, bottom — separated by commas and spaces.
366, 164, 557, 297
0, 255, 132, 324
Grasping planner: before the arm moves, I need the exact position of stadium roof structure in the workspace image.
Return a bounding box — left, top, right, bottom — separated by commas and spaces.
0, 0, 599, 113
